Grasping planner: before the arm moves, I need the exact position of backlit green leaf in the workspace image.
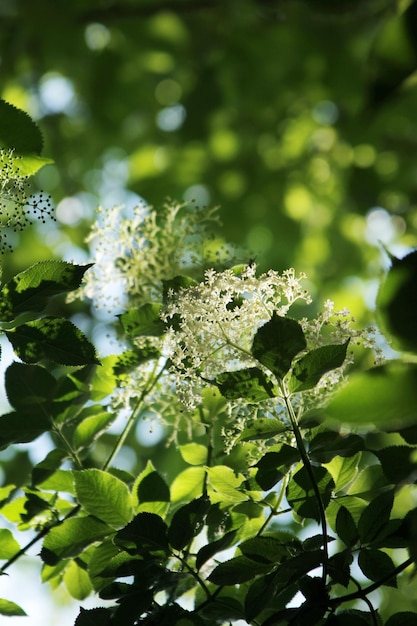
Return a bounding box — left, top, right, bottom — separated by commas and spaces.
42, 516, 111, 565
179, 442, 208, 465
6, 317, 100, 365
64, 559, 93, 600
252, 313, 306, 379
0, 598, 27, 617
0, 261, 92, 323
74, 469, 133, 529
237, 417, 286, 442
215, 367, 276, 401
326, 362, 417, 425
0, 528, 20, 559
289, 340, 350, 392
73, 411, 115, 450
118, 303, 165, 337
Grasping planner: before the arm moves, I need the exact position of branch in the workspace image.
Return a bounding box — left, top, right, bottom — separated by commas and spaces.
329, 557, 415, 608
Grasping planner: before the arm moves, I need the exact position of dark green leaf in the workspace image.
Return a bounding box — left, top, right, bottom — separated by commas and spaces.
289, 340, 350, 392
239, 536, 291, 564
215, 367, 276, 401
118, 303, 165, 337
336, 506, 359, 548
326, 609, 374, 625
287, 465, 334, 522
31, 449, 67, 486
386, 612, 417, 626
308, 431, 364, 463
168, 496, 210, 550
6, 317, 99, 365
0, 99, 43, 154
0, 261, 92, 323
5, 361, 56, 411
357, 489, 394, 544
75, 607, 113, 626
0, 410, 51, 449
377, 249, 417, 353
255, 444, 300, 489
327, 549, 353, 587
196, 530, 238, 570
208, 555, 274, 585
326, 362, 417, 425
372, 445, 417, 483
358, 548, 397, 587
115, 512, 169, 554
137, 471, 170, 504
251, 313, 306, 379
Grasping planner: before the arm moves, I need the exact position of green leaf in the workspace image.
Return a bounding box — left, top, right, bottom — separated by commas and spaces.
358, 548, 397, 587
324, 453, 361, 492
74, 469, 133, 529
168, 496, 210, 550
336, 506, 359, 548
0, 99, 43, 154
215, 367, 276, 401
327, 609, 375, 625
308, 431, 364, 463
326, 362, 417, 425
208, 555, 274, 585
72, 411, 115, 451
113, 344, 160, 376
377, 249, 417, 353
42, 516, 111, 565
386, 613, 417, 626
115, 512, 169, 554
0, 261, 92, 323
64, 559, 93, 600
239, 536, 291, 564
0, 410, 51, 449
75, 607, 113, 626
179, 442, 208, 465
196, 530, 238, 570
255, 444, 300, 490
170, 467, 206, 503
289, 340, 350, 392
287, 465, 334, 522
5, 361, 56, 411
328, 549, 353, 587
118, 303, 165, 337
206, 466, 247, 503
357, 489, 394, 544
252, 313, 307, 379
237, 417, 286, 442
31, 449, 68, 486
136, 469, 170, 507
0, 528, 20, 559
6, 317, 100, 365
372, 445, 417, 483
0, 598, 27, 617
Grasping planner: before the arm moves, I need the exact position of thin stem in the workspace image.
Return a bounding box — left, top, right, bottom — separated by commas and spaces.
280, 381, 329, 582
0, 504, 80, 575
329, 557, 414, 607
101, 362, 166, 471
52, 425, 83, 470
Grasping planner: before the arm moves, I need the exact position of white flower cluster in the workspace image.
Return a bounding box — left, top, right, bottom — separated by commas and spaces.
73, 200, 222, 313
162, 264, 312, 410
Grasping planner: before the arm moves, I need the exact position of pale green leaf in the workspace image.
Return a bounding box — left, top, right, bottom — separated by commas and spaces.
74, 469, 133, 529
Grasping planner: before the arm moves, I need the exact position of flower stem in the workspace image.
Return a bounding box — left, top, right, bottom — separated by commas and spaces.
280, 381, 329, 582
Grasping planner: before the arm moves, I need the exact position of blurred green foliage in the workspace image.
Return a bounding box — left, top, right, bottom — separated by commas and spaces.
1, 0, 417, 314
